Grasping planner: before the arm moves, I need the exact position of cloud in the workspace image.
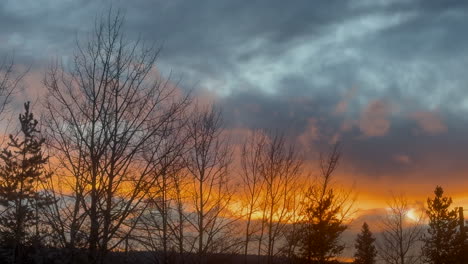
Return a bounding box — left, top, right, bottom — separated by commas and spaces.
409, 111, 447, 135
298, 118, 320, 151
393, 154, 411, 165
359, 100, 391, 137
334, 86, 358, 115
3, 0, 468, 209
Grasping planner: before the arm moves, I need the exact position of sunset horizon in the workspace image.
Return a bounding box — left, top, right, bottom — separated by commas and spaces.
1, 1, 467, 264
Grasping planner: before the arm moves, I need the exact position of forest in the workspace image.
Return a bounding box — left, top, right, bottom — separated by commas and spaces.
0, 10, 465, 264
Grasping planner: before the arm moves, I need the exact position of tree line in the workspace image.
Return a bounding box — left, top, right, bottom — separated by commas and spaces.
354, 186, 467, 264
0, 11, 466, 264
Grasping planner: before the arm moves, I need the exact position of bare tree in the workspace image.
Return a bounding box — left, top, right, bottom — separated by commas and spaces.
0, 57, 27, 148
279, 179, 307, 263
0, 57, 24, 119
170, 168, 191, 263
137, 127, 189, 264
42, 10, 190, 264
139, 133, 193, 264
255, 133, 302, 264
378, 195, 424, 264
184, 105, 237, 263
239, 131, 266, 263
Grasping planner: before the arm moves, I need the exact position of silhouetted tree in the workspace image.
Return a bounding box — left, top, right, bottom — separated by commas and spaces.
43, 10, 190, 264
184, 106, 237, 263
239, 131, 266, 264
0, 102, 54, 264
169, 167, 191, 263
138, 133, 189, 264
279, 179, 307, 264
378, 195, 423, 264
297, 144, 352, 264
354, 222, 377, 264
0, 57, 26, 148
0, 57, 25, 121
422, 186, 461, 264
255, 133, 302, 264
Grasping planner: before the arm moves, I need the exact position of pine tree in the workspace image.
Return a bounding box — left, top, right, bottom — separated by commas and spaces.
298, 188, 347, 263
422, 186, 461, 264
296, 145, 351, 264
353, 222, 377, 264
0, 102, 54, 263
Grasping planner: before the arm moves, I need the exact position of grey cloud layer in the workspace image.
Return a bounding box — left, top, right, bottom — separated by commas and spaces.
2, 0, 468, 186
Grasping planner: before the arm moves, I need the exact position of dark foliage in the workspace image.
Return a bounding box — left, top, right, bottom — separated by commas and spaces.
0, 102, 54, 263
296, 145, 349, 264
422, 186, 462, 264
298, 188, 347, 263
353, 222, 377, 264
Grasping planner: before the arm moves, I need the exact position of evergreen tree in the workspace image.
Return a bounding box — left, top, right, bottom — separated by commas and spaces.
422, 186, 461, 264
298, 188, 347, 263
296, 145, 351, 264
0, 102, 54, 263
353, 222, 377, 264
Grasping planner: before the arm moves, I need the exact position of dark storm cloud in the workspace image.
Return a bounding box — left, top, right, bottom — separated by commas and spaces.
2, 0, 468, 186
219, 88, 468, 186
3, 0, 468, 99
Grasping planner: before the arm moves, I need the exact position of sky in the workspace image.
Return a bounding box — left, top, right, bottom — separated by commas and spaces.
2, 0, 468, 214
